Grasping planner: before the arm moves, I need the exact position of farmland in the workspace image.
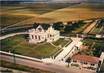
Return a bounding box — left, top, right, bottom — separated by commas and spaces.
89, 20, 104, 34
40, 3, 104, 22
0, 3, 74, 28
1, 3, 104, 29
0, 14, 33, 28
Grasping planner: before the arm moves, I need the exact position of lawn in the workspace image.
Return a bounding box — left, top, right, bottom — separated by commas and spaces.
52, 38, 72, 47
1, 35, 59, 58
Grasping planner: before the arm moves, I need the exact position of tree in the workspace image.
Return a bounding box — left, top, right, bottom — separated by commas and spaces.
53, 22, 64, 30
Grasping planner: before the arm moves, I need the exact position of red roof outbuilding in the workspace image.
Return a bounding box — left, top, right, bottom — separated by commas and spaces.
72, 54, 100, 64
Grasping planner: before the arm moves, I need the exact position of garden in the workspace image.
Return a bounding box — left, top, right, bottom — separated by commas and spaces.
1, 34, 61, 58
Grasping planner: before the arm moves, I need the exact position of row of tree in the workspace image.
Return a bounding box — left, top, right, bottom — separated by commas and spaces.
52, 20, 85, 34
32, 20, 85, 35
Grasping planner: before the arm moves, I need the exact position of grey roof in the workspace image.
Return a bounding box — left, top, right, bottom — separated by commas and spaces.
33, 23, 50, 30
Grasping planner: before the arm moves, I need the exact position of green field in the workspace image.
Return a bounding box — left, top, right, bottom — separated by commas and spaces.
89, 26, 101, 34
1, 35, 60, 58
0, 14, 33, 28
53, 38, 72, 47
89, 25, 104, 34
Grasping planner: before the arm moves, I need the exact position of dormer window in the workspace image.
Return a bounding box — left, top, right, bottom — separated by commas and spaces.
38, 28, 42, 32
36, 25, 43, 32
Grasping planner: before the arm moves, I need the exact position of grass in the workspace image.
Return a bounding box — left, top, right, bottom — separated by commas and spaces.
52, 38, 72, 57
89, 27, 101, 34
79, 38, 104, 57
0, 60, 53, 73
0, 14, 33, 28
72, 21, 88, 33
1, 35, 59, 58
52, 38, 71, 47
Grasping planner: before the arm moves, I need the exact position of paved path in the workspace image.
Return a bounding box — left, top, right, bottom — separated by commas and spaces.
0, 51, 95, 73
0, 32, 28, 40
55, 37, 81, 61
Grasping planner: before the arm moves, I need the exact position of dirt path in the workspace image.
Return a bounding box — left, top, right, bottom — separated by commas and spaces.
83, 20, 98, 34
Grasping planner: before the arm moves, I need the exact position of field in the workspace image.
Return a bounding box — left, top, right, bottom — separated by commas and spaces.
89, 26, 101, 34
82, 21, 97, 34
1, 35, 60, 58
40, 3, 104, 21
89, 25, 104, 34
40, 3, 104, 22
1, 3, 72, 14
0, 3, 72, 28
1, 3, 104, 29
0, 14, 34, 28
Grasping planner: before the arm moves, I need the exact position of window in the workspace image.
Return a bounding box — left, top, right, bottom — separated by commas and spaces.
84, 62, 88, 65
38, 36, 40, 40
38, 28, 42, 32
32, 35, 34, 39
91, 64, 95, 66
80, 61, 84, 64
73, 60, 77, 62
35, 35, 37, 39
50, 35, 52, 37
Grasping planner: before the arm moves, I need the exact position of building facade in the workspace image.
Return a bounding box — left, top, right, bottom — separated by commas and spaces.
28, 25, 60, 44
70, 54, 100, 71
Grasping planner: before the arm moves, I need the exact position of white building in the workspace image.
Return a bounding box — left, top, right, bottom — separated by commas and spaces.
100, 52, 104, 62
28, 25, 60, 44
71, 54, 100, 71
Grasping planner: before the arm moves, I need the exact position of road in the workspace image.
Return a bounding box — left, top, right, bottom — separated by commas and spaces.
0, 32, 28, 40
55, 37, 81, 61
0, 52, 95, 73
0, 25, 32, 34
